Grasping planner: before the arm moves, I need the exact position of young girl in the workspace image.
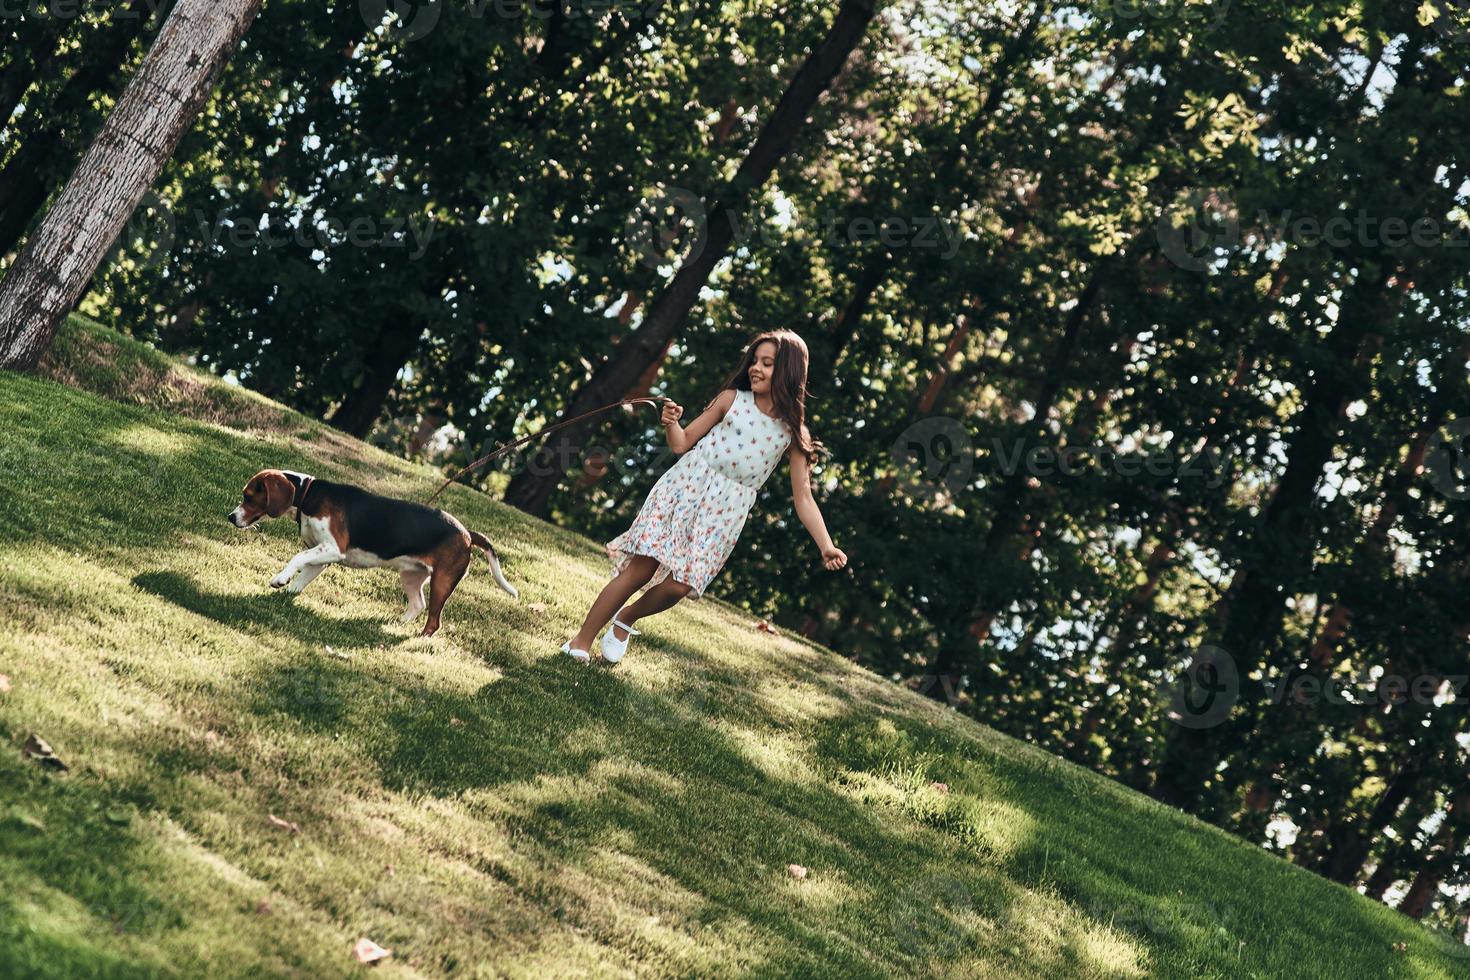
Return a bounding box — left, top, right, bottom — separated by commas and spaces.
561, 329, 847, 663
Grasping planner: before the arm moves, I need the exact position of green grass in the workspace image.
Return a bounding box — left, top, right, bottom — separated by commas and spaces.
0, 317, 1465, 978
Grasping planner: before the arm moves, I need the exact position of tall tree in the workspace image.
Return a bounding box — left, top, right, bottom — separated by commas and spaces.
502, 0, 879, 515
0, 0, 262, 370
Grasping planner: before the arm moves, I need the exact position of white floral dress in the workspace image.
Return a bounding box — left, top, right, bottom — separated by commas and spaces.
607, 387, 793, 598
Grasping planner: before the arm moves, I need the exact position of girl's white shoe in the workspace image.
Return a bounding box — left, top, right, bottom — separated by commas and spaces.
560, 640, 590, 664
599, 616, 641, 665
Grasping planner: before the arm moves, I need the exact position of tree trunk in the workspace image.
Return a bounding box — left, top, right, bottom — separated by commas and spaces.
939, 266, 1107, 658
0, 0, 263, 371
329, 318, 424, 438
1152, 258, 1394, 809
503, 0, 878, 516
1320, 763, 1423, 884
1398, 791, 1470, 920
824, 255, 888, 372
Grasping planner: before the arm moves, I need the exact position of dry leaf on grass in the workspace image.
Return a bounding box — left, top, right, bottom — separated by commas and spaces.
786, 863, 808, 880
267, 814, 301, 835
527, 602, 548, 614
754, 620, 778, 635
22, 734, 67, 772
255, 900, 271, 915
0, 674, 10, 693
449, 717, 464, 727
930, 781, 950, 795
353, 938, 393, 964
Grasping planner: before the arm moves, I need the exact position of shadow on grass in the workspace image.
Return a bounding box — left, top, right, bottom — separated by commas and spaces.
132, 570, 403, 648
236, 646, 1148, 977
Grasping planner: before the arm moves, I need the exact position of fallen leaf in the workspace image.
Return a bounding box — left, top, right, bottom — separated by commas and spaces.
267, 813, 301, 835
8, 808, 44, 832
353, 937, 392, 964
527, 602, 548, 614
0, 674, 10, 693
786, 863, 808, 880
930, 781, 950, 795
22, 734, 68, 772
255, 900, 272, 915
754, 620, 778, 635
449, 717, 464, 727
384, 864, 395, 877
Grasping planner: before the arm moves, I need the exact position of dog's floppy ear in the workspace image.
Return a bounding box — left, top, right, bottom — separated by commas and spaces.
260, 470, 296, 517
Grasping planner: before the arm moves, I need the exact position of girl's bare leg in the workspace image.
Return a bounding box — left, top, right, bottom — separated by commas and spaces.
610, 576, 693, 640
569, 555, 658, 650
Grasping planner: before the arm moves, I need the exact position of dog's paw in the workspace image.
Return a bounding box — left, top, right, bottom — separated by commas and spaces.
268, 574, 291, 589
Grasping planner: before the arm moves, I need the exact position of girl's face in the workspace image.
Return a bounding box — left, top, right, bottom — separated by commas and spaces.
748, 341, 778, 394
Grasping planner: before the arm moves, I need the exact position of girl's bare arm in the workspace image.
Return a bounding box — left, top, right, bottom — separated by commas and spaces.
789, 445, 847, 570
662, 388, 736, 454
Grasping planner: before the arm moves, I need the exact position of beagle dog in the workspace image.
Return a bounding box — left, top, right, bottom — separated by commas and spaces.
228, 469, 516, 636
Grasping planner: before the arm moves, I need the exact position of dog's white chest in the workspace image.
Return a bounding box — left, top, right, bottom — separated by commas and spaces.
298, 513, 335, 549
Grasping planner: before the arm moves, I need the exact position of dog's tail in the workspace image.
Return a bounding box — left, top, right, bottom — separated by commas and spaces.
468, 531, 519, 598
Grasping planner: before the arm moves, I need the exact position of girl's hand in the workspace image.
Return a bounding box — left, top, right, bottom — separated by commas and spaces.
661, 399, 684, 427
821, 546, 847, 571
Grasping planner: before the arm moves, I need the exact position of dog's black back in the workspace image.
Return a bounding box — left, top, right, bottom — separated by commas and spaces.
301, 479, 461, 559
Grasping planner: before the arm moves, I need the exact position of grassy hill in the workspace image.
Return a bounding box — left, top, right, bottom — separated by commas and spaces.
0, 317, 1464, 978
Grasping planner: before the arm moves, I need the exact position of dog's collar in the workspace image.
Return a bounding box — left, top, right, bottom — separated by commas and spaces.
290, 474, 315, 510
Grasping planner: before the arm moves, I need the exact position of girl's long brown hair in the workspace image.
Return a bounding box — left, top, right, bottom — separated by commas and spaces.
712, 329, 824, 459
